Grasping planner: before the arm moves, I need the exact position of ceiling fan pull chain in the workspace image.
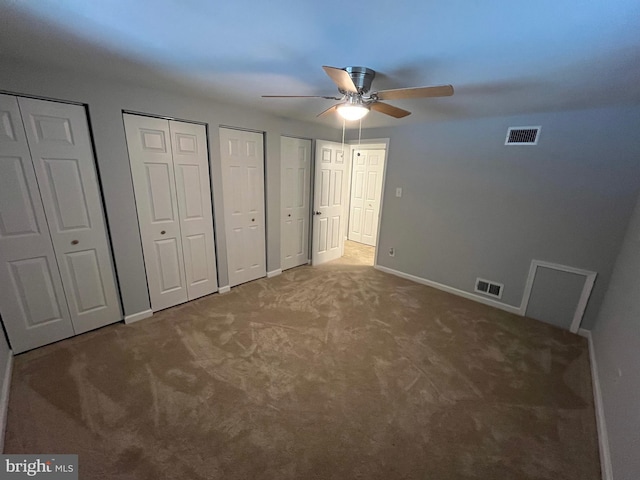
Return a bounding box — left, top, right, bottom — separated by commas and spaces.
358, 118, 362, 147
341, 117, 346, 160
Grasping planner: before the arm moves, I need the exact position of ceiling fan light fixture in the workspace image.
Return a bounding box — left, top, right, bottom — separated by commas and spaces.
337, 103, 369, 121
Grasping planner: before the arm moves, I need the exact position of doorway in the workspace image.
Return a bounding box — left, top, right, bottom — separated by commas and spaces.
309, 139, 388, 267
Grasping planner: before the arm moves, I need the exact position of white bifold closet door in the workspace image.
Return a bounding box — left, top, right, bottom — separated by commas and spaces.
0, 94, 121, 353
124, 114, 218, 312
219, 128, 266, 287
281, 136, 311, 271
348, 148, 386, 246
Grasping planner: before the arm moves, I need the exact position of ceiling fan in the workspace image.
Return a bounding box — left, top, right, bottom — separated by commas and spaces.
262, 66, 454, 121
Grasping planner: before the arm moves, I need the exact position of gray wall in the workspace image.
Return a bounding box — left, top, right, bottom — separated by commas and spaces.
592, 193, 640, 480
359, 106, 640, 329
0, 58, 340, 317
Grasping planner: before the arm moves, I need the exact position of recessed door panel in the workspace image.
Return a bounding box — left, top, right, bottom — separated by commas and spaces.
20, 97, 121, 334
351, 207, 362, 235
366, 171, 378, 201
0, 110, 16, 140
318, 217, 328, 253
0, 156, 40, 238
185, 234, 208, 284
43, 158, 91, 231
64, 249, 107, 313
320, 170, 330, 208
10, 257, 63, 326
141, 129, 167, 152
30, 114, 74, 145
295, 219, 305, 255
363, 209, 375, 236
220, 128, 266, 287
155, 238, 183, 292
177, 165, 204, 219
145, 163, 176, 223
332, 170, 343, 207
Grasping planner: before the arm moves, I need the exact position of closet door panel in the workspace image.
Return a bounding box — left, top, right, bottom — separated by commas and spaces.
170, 121, 218, 300
219, 128, 266, 287
0, 94, 74, 353
124, 114, 188, 311
19, 97, 121, 334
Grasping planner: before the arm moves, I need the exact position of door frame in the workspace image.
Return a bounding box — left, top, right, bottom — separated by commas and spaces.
519, 259, 597, 333
347, 138, 390, 266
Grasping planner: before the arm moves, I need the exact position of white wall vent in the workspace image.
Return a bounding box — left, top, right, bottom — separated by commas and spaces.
475, 278, 504, 299
505, 126, 541, 145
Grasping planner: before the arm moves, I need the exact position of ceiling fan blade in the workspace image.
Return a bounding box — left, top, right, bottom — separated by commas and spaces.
370, 102, 411, 118
322, 66, 358, 94
375, 85, 454, 100
262, 95, 342, 100
317, 105, 339, 117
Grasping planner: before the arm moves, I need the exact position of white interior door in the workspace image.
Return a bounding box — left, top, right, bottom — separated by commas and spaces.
219, 127, 266, 287
348, 148, 386, 246
312, 140, 348, 265
0, 94, 75, 353
281, 136, 311, 271
169, 120, 218, 300
124, 114, 188, 311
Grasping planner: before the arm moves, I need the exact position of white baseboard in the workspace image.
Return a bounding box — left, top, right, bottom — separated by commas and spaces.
267, 269, 282, 278
0, 348, 13, 453
218, 285, 231, 294
579, 328, 613, 480
124, 309, 153, 325
374, 265, 521, 315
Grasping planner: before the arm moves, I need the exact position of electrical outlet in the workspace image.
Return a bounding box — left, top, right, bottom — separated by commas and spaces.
389, 247, 395, 257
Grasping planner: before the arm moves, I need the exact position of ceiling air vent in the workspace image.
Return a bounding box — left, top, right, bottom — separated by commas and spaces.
475, 278, 504, 299
505, 126, 540, 145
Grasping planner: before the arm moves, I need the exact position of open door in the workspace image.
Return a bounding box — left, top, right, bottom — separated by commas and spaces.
312, 140, 349, 265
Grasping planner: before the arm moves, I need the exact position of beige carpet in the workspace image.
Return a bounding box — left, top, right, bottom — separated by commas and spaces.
4, 242, 600, 479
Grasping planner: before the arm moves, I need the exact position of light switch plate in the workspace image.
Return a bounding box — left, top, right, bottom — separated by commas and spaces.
395, 187, 402, 198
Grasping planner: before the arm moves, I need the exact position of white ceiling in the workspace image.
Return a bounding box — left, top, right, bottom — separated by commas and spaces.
1, 0, 640, 128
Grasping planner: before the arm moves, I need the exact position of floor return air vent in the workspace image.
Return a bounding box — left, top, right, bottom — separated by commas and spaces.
475, 278, 504, 299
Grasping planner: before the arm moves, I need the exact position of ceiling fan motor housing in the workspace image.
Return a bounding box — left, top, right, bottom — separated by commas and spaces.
345, 66, 376, 94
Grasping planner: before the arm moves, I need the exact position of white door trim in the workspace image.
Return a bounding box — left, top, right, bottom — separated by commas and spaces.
349, 138, 390, 266
519, 260, 597, 332
124, 309, 153, 325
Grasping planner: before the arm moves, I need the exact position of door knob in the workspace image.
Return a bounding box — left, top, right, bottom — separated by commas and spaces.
288, 214, 291, 217
314, 211, 322, 215
160, 230, 166, 235
71, 240, 79, 245
252, 218, 255, 222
